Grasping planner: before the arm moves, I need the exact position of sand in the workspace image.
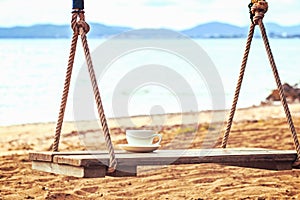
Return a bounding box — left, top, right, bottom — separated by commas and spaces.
1, 104, 300, 200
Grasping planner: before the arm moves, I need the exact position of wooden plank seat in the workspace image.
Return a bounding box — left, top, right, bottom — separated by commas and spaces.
29, 148, 298, 178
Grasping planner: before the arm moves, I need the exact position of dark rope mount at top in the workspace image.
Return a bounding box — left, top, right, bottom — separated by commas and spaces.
73, 0, 84, 10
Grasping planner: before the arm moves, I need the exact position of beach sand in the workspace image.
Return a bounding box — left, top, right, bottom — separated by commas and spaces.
1, 104, 300, 199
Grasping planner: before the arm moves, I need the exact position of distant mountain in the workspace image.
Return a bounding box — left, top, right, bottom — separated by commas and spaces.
88, 23, 132, 38
0, 22, 300, 39
181, 22, 248, 38
0, 23, 131, 38
181, 22, 300, 38
264, 23, 300, 38
0, 24, 71, 38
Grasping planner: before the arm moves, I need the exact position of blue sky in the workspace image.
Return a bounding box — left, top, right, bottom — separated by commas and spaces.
0, 0, 299, 30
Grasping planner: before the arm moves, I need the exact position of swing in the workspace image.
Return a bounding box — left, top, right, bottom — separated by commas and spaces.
29, 0, 300, 178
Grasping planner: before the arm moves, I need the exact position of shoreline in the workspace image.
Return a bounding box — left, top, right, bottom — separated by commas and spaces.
1, 103, 299, 129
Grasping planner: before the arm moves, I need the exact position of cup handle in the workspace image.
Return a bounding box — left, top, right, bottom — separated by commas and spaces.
151, 134, 162, 145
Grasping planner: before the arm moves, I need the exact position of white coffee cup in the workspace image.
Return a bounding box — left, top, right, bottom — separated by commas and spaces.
126, 130, 162, 146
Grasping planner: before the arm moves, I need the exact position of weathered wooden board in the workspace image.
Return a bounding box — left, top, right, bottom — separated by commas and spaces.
32, 161, 137, 178
50, 149, 296, 168
30, 148, 298, 177
29, 150, 124, 162
221, 161, 293, 170
32, 161, 107, 178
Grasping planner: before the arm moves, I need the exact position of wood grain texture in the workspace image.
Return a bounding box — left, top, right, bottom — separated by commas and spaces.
32, 161, 107, 178
32, 161, 137, 178
30, 148, 297, 175
29, 150, 125, 162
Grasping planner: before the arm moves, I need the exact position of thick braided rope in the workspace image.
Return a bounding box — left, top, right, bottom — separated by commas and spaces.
221, 1, 300, 167
222, 0, 268, 148
53, 13, 79, 152
252, 0, 300, 165
79, 14, 117, 173
221, 23, 256, 148
258, 21, 300, 165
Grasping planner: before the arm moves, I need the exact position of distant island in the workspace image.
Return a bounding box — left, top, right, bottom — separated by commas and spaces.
1, 22, 300, 39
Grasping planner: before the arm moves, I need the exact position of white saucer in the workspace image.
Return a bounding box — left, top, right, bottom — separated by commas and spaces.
119, 144, 161, 153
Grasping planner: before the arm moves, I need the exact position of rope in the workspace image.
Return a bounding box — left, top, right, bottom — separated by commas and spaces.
78, 13, 117, 173
258, 21, 300, 166
52, 11, 117, 172
221, 23, 255, 148
221, 0, 300, 166
53, 13, 79, 152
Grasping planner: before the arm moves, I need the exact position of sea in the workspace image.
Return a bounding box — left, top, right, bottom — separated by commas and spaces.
0, 37, 299, 126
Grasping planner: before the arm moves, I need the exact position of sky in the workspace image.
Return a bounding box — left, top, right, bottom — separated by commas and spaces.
0, 0, 299, 30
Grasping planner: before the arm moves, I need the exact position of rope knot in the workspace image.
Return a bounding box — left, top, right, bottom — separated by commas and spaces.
71, 11, 90, 35
77, 20, 90, 35
251, 0, 269, 24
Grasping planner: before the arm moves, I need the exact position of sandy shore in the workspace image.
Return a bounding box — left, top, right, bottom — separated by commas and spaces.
1, 104, 300, 199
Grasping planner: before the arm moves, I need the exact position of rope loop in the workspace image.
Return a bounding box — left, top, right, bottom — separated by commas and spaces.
53, 7, 117, 172
222, 2, 300, 165
251, 0, 269, 25
71, 11, 90, 35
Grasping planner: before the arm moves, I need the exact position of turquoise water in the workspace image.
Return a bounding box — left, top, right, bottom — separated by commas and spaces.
0, 38, 299, 126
